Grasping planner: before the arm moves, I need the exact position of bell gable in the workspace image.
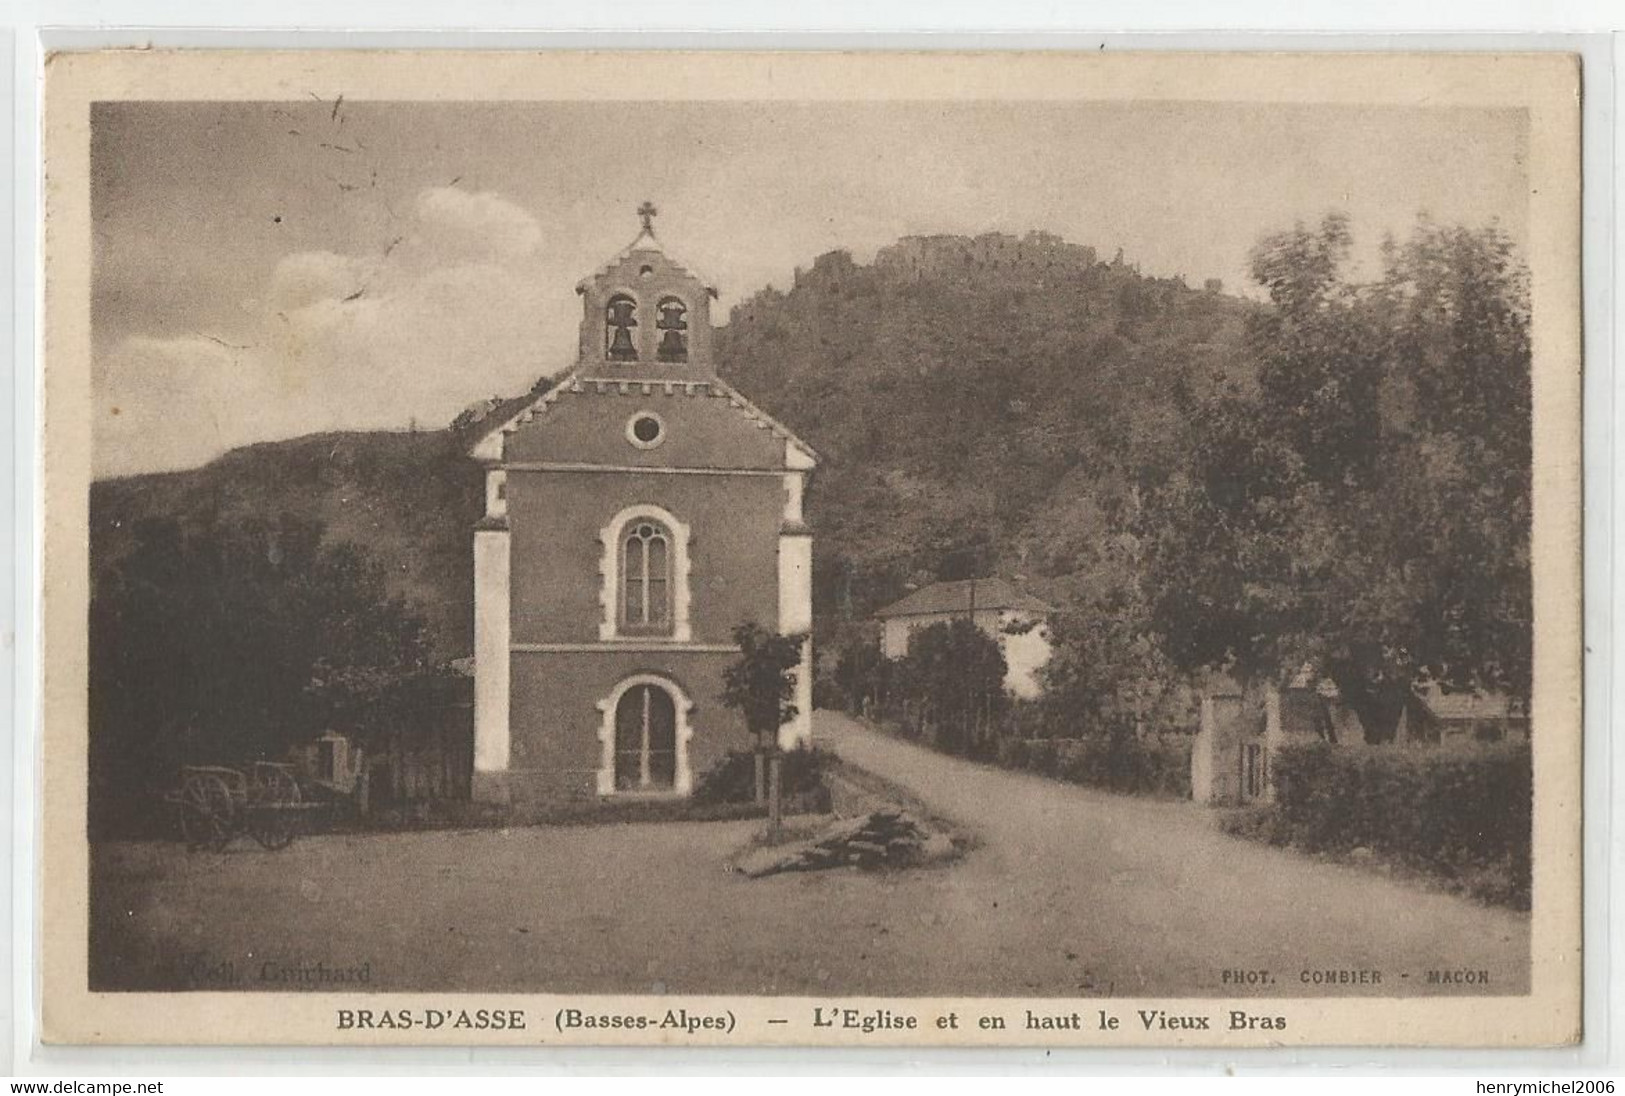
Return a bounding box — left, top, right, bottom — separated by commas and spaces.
575, 204, 719, 378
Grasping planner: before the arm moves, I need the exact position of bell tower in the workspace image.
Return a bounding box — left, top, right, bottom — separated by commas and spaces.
576, 201, 719, 378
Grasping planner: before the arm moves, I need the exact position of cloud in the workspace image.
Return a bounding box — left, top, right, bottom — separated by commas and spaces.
267, 258, 558, 431
267, 251, 374, 312
409, 187, 544, 262
94, 187, 576, 478
94, 335, 257, 477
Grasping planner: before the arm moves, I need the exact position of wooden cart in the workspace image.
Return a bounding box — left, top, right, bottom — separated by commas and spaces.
167, 762, 313, 852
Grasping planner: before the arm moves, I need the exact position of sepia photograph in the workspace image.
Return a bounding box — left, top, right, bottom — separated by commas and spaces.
39, 50, 1583, 1046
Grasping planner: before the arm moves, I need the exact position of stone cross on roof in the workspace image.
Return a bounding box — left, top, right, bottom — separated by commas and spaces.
637, 200, 658, 233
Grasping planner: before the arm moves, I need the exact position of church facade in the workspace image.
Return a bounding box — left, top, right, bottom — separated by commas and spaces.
465, 210, 817, 806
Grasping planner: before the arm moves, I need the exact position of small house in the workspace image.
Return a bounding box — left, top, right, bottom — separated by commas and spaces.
1398, 683, 1529, 746
874, 578, 1053, 699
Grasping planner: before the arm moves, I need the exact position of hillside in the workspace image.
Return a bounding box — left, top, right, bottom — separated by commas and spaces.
91, 430, 485, 661
90, 231, 1256, 656
715, 234, 1256, 623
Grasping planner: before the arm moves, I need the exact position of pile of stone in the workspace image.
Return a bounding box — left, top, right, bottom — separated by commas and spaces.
734, 809, 956, 879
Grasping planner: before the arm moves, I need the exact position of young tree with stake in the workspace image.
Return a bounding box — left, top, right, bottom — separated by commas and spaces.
721, 622, 807, 828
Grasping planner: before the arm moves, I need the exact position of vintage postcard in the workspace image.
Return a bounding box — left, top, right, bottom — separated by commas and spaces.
39, 50, 1582, 1047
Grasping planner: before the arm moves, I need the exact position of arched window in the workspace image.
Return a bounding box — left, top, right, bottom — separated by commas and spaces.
620, 518, 672, 634
605, 294, 639, 361
656, 296, 689, 363
599, 504, 691, 643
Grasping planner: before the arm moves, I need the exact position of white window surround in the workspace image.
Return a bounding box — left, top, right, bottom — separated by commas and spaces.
599, 503, 692, 643
595, 673, 695, 796
625, 409, 667, 450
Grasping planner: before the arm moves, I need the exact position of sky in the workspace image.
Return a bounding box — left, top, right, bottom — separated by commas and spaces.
90, 99, 1529, 477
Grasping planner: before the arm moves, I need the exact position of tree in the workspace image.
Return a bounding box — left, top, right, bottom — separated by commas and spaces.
895, 618, 1008, 755
720, 622, 806, 822
1377, 220, 1533, 703
1143, 214, 1532, 741
88, 512, 442, 836
1039, 561, 1180, 740
833, 637, 891, 715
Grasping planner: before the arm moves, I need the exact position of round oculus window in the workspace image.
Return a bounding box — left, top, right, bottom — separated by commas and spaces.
627, 412, 666, 449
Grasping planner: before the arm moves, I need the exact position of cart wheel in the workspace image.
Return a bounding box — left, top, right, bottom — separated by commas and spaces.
179, 772, 234, 852
249, 811, 298, 851
253, 766, 301, 806
248, 766, 301, 850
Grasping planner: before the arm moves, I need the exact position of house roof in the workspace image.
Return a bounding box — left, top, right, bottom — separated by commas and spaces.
1416, 683, 1524, 722
874, 578, 1053, 619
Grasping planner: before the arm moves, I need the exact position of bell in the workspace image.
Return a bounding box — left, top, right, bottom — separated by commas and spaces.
608, 323, 639, 361
658, 301, 687, 331
658, 328, 688, 363
606, 297, 639, 361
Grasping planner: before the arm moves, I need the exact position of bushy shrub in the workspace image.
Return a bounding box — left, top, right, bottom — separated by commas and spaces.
833, 641, 892, 714
691, 746, 837, 806
811, 676, 845, 712
1216, 805, 1291, 846
1456, 853, 1530, 909
1024, 737, 1060, 775
1054, 739, 1097, 784
1140, 736, 1196, 798
991, 733, 1192, 798
994, 736, 1030, 770
1269, 740, 1531, 908
1003, 700, 1050, 740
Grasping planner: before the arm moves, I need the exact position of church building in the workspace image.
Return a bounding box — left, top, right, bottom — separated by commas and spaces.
465, 206, 818, 805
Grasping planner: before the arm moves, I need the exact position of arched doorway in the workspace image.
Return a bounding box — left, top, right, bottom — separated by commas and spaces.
596, 674, 694, 796
614, 679, 679, 790
613, 682, 677, 791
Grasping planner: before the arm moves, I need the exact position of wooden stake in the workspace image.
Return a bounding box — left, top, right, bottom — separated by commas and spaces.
768, 750, 783, 833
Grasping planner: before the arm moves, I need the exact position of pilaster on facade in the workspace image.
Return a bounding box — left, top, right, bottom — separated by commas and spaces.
777, 482, 815, 747
472, 524, 512, 782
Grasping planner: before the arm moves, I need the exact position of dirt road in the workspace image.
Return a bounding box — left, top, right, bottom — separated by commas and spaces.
812, 711, 1529, 997
90, 712, 1528, 997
